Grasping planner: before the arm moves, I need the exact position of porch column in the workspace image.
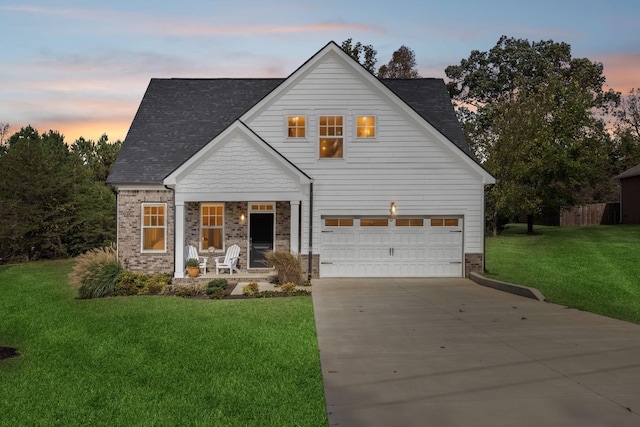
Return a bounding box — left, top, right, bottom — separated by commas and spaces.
290, 200, 300, 254
174, 201, 185, 278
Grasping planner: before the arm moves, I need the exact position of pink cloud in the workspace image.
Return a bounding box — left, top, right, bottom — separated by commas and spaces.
158, 22, 384, 37
593, 52, 640, 94
2, 5, 385, 38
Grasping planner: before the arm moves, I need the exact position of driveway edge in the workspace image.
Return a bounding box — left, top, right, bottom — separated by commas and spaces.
470, 272, 546, 301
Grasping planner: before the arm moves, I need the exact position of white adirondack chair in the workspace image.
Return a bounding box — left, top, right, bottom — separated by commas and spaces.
215, 244, 241, 275
185, 245, 208, 274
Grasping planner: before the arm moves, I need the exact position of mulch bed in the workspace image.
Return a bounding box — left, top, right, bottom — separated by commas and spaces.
0, 346, 19, 360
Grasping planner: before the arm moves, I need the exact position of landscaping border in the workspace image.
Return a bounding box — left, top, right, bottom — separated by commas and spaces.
470, 272, 546, 301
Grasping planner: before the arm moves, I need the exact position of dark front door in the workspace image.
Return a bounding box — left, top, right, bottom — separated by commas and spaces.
249, 213, 274, 268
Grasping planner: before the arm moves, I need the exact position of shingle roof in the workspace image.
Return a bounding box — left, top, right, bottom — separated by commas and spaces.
107, 78, 282, 185
107, 77, 470, 185
615, 163, 640, 180
382, 79, 470, 156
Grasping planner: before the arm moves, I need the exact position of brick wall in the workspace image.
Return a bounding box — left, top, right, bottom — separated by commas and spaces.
465, 253, 483, 278
184, 202, 249, 270
275, 201, 291, 252
117, 195, 298, 275
299, 254, 320, 279
116, 189, 174, 274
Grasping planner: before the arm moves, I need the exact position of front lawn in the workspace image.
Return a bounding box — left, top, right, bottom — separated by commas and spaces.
0, 260, 327, 426
486, 224, 640, 323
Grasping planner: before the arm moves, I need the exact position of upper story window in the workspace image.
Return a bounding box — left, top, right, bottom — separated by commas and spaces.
141, 203, 166, 252
201, 204, 224, 251
356, 116, 376, 138
319, 115, 343, 158
287, 116, 306, 138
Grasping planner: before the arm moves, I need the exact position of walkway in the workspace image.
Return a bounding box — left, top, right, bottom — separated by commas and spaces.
312, 278, 640, 426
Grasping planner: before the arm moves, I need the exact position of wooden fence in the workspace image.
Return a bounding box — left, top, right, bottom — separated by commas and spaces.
559, 203, 620, 227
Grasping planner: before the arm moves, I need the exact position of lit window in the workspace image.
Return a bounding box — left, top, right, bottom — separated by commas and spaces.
356, 116, 376, 138
287, 116, 306, 138
142, 204, 166, 252
250, 204, 274, 211
319, 115, 343, 158
201, 204, 224, 251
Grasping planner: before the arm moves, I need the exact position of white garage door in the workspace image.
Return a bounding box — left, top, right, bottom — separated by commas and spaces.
320, 217, 463, 277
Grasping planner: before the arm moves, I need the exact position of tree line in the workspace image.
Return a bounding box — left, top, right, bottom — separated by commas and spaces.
344, 37, 640, 234
0, 125, 121, 262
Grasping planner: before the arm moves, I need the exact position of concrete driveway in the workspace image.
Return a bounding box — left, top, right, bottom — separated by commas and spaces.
311, 278, 640, 427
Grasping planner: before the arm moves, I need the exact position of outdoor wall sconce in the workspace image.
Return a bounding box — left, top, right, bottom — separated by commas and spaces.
390, 202, 397, 218
240, 213, 246, 223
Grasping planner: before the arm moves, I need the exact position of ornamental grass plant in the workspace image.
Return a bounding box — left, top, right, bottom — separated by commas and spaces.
68, 245, 122, 299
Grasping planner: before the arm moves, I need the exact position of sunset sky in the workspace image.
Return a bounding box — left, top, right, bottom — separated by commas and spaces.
1, 0, 638, 143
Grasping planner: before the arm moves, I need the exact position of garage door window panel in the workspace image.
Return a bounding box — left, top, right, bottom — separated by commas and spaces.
431, 218, 459, 227
396, 218, 424, 227
360, 218, 388, 227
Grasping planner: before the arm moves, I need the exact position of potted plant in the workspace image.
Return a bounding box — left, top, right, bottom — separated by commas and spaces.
186, 258, 200, 277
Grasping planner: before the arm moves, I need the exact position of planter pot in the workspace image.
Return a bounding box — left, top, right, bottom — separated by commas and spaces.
187, 266, 200, 277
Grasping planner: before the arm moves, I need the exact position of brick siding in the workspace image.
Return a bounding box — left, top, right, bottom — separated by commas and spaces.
464, 253, 483, 278
116, 189, 174, 274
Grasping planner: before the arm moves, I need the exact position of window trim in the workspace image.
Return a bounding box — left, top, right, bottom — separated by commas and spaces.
141, 203, 167, 253
286, 115, 307, 140
354, 115, 377, 140
318, 114, 344, 159
200, 203, 225, 252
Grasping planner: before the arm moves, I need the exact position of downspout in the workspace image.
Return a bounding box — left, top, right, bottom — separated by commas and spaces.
308, 182, 313, 280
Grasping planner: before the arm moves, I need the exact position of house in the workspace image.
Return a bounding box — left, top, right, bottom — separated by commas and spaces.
106, 42, 495, 279
616, 163, 640, 224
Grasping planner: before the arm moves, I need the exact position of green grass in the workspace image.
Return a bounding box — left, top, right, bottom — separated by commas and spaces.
0, 260, 327, 427
486, 224, 640, 323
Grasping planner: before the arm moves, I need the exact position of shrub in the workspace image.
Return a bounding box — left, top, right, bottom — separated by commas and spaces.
114, 271, 149, 296
280, 281, 297, 295
143, 273, 172, 295
207, 289, 227, 300
175, 284, 204, 298
207, 278, 228, 290
266, 251, 304, 286
69, 246, 122, 299
242, 281, 260, 296
206, 278, 228, 296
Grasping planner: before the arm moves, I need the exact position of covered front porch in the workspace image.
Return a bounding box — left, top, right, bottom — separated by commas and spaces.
173, 200, 304, 279
161, 121, 313, 279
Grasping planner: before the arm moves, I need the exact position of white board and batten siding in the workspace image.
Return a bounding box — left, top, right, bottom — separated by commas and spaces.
243, 49, 490, 277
